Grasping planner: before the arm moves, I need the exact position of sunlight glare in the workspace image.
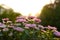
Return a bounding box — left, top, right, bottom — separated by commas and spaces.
0, 0, 55, 16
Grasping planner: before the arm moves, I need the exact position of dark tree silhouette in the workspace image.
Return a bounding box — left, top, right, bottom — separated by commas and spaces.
39, 0, 60, 31
0, 4, 21, 23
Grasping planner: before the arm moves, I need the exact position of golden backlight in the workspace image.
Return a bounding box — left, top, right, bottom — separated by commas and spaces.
0, 0, 55, 16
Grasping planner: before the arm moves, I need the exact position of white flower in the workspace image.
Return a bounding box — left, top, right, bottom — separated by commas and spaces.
3, 28, 9, 31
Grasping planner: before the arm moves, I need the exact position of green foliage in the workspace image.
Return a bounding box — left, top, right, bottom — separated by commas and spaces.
39, 4, 54, 26
0, 5, 21, 23
0, 16, 60, 40
39, 1, 60, 31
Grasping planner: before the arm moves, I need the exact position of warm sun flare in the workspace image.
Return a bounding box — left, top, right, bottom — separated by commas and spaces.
0, 0, 55, 16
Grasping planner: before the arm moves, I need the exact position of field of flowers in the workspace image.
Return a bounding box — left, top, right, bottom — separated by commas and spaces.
0, 16, 60, 40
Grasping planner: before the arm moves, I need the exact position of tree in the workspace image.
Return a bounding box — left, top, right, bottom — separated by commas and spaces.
39, 4, 55, 25
39, 0, 60, 31
0, 4, 21, 23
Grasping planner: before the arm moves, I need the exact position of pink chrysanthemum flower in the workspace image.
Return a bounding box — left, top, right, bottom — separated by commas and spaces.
13, 27, 24, 32
47, 25, 57, 30
38, 25, 44, 29
25, 24, 36, 28
16, 19, 26, 22
53, 31, 60, 37
0, 22, 6, 28
2, 18, 9, 21
34, 18, 41, 23
16, 16, 26, 19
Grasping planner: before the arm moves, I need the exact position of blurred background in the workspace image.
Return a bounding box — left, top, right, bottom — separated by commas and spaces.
0, 0, 60, 31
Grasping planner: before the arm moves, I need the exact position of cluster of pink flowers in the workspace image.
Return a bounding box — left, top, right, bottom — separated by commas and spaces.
16, 16, 60, 37
16, 19, 27, 22
44, 25, 60, 37
16, 16, 27, 23
28, 16, 41, 23
16, 16, 42, 24
34, 18, 41, 23
0, 16, 60, 38
43, 25, 57, 31
25, 24, 36, 28
13, 27, 24, 32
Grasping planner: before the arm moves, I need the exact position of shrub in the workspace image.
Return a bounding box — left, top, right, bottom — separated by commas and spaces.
0, 16, 60, 40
